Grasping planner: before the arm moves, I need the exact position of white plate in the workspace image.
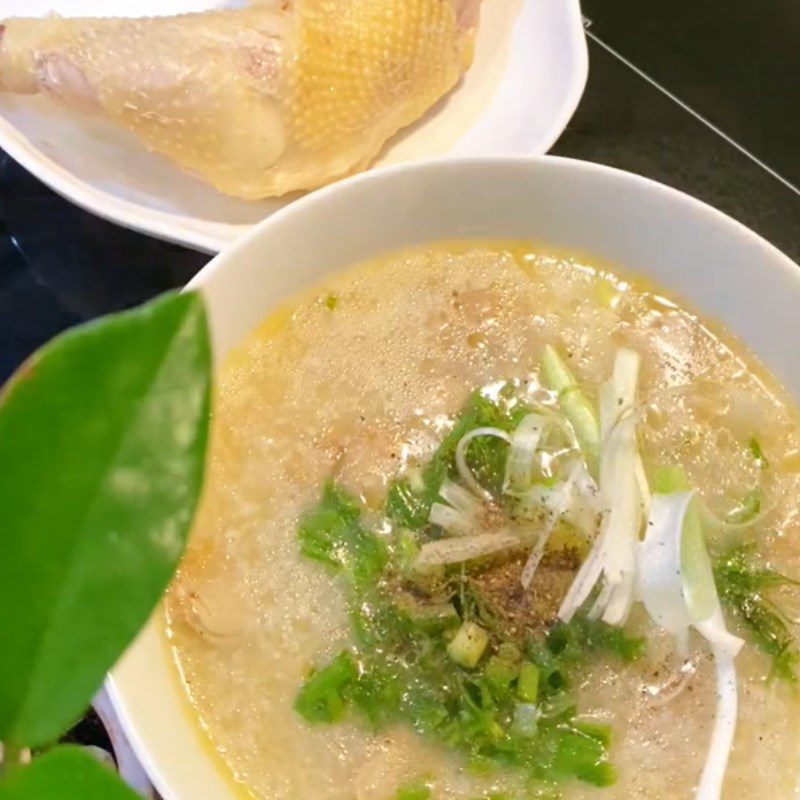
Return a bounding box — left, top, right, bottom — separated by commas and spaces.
0, 0, 588, 252
107, 155, 800, 800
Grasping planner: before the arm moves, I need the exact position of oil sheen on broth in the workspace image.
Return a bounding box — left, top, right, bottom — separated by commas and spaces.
165, 243, 800, 800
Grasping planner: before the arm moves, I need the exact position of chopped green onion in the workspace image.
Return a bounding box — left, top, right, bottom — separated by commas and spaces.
386, 391, 521, 528
558, 348, 644, 626
447, 621, 489, 668
415, 532, 521, 567
517, 662, 540, 703
517, 461, 600, 589
503, 413, 547, 494
429, 479, 484, 536
650, 464, 691, 494
637, 488, 744, 800
540, 345, 601, 476
637, 491, 694, 653
455, 427, 513, 499
485, 653, 520, 698
396, 596, 460, 634
680, 494, 718, 623
298, 384, 623, 790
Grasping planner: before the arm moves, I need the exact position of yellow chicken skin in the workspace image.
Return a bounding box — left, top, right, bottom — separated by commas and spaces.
0, 0, 480, 199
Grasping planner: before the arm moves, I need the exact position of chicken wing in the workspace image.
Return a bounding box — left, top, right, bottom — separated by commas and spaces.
0, 0, 480, 199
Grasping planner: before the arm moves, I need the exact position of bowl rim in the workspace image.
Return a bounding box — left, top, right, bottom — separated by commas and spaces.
108, 153, 800, 800
185, 153, 799, 293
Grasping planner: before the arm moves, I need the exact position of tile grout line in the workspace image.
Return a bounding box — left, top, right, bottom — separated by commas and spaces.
584, 28, 800, 198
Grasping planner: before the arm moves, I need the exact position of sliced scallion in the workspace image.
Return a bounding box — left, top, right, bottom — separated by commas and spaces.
637, 487, 743, 800
447, 621, 489, 668
540, 345, 601, 476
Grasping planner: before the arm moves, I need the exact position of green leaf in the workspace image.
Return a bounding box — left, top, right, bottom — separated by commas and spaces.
0, 292, 211, 748
0, 746, 141, 800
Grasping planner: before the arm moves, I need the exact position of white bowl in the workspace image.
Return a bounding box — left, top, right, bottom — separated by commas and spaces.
107, 156, 800, 799
0, 0, 587, 252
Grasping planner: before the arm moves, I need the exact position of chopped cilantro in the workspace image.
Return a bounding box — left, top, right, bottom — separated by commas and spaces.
294, 651, 357, 723
386, 390, 524, 529
297, 481, 387, 591
295, 483, 629, 790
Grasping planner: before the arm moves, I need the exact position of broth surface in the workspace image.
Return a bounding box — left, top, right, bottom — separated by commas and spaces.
166, 243, 800, 799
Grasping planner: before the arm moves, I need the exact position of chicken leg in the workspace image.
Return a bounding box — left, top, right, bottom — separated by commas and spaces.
0, 0, 480, 199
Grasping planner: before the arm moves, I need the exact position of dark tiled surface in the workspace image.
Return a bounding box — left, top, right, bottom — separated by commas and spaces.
0, 156, 206, 382
580, 0, 800, 184
0, 2, 798, 756
551, 38, 800, 264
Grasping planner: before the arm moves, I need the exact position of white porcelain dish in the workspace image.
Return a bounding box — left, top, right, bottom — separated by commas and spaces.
0, 0, 588, 253
106, 155, 800, 800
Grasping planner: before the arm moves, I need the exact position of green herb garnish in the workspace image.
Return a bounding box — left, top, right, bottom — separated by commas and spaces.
386, 391, 525, 528
294, 479, 632, 790
298, 481, 387, 591
294, 652, 358, 723
714, 542, 799, 682
544, 614, 646, 666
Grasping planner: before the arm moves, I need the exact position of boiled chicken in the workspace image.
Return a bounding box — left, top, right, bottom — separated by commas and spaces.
0, 0, 480, 199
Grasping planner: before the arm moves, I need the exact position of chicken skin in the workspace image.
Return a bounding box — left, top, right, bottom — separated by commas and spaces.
0, 0, 480, 199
